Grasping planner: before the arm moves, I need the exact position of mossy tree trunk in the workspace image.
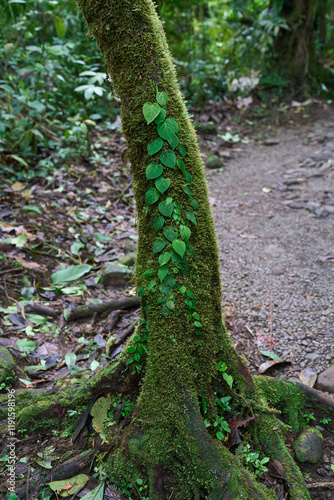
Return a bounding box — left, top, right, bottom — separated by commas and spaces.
70, 1, 320, 498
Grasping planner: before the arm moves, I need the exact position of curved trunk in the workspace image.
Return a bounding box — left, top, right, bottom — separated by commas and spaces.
73, 1, 312, 498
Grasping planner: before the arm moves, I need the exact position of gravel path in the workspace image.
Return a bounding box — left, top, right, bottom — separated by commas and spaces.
207, 117, 334, 381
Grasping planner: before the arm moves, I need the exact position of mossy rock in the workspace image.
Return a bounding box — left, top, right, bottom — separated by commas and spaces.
294, 427, 323, 464
101, 262, 132, 287
206, 154, 222, 169
0, 347, 15, 384
120, 251, 137, 267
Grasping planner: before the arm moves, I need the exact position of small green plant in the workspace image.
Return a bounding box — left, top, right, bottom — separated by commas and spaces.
319, 418, 331, 425
303, 412, 316, 423
0, 376, 14, 391
242, 443, 270, 475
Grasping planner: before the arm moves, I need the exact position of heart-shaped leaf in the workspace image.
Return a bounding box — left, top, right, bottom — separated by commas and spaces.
159, 252, 171, 266
155, 177, 170, 194
160, 149, 176, 169
145, 188, 160, 205
157, 118, 178, 143
147, 138, 164, 156
146, 162, 163, 180
158, 267, 169, 282
153, 238, 166, 254
156, 91, 169, 107
153, 215, 165, 232
185, 171, 192, 184
180, 225, 191, 242
143, 102, 161, 124
159, 200, 173, 217
164, 227, 178, 242
172, 239, 186, 258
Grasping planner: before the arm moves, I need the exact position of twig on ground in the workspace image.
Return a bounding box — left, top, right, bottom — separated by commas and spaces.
0, 268, 24, 276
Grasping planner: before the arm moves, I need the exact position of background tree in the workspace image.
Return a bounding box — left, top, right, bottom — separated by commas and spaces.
269, 0, 334, 88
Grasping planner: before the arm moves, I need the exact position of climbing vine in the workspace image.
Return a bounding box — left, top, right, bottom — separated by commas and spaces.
139, 90, 202, 320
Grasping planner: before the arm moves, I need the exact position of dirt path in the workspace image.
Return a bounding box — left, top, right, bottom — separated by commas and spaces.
207, 117, 334, 384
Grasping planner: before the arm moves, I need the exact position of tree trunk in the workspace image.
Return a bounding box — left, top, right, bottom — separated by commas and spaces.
272, 0, 315, 87
2, 0, 326, 497
271, 0, 334, 88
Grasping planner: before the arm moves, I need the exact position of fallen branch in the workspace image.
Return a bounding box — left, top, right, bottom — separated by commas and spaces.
67, 297, 140, 321
24, 303, 58, 318
306, 482, 334, 490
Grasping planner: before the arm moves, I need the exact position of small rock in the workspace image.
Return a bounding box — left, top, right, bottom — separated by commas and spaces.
316, 365, 334, 393
0, 347, 15, 384
220, 151, 233, 160
100, 262, 132, 287
306, 201, 321, 212
264, 245, 285, 257
327, 197, 334, 206
271, 266, 286, 276
264, 138, 280, 146
288, 201, 305, 209
295, 427, 323, 464
206, 155, 223, 169
315, 207, 329, 218
322, 205, 334, 214
305, 352, 320, 361
301, 158, 316, 168
120, 251, 137, 267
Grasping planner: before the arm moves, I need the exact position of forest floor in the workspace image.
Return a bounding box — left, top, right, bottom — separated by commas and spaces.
0, 97, 334, 499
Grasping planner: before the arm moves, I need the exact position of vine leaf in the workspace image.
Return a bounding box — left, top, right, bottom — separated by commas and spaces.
158, 118, 178, 145
146, 162, 163, 180
143, 102, 161, 124
148, 280, 156, 291
158, 267, 169, 282
160, 149, 176, 169
164, 227, 178, 242
185, 171, 192, 184
155, 177, 170, 194
191, 198, 198, 209
178, 145, 187, 157
159, 200, 173, 217
159, 252, 171, 266
186, 211, 197, 225
142, 269, 154, 277
183, 185, 192, 198
156, 91, 169, 107
138, 286, 145, 297
172, 239, 186, 258
177, 158, 186, 175
145, 187, 160, 205
153, 238, 166, 254
169, 133, 179, 150
153, 215, 165, 232
154, 108, 166, 124
147, 138, 164, 156
180, 225, 191, 242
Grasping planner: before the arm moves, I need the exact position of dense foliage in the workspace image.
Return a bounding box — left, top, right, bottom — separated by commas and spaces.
0, 0, 333, 177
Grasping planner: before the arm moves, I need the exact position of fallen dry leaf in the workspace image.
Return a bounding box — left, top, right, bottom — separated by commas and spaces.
11, 181, 26, 192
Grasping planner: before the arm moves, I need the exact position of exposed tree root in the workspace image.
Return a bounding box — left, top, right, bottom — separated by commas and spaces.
1, 356, 333, 499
